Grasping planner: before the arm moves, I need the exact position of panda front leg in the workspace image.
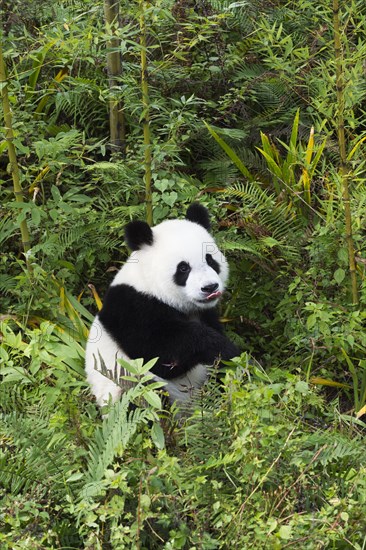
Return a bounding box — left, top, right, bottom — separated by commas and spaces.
150, 321, 239, 382
153, 326, 239, 406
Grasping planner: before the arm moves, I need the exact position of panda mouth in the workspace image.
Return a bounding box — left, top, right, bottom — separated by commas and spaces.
198, 290, 222, 303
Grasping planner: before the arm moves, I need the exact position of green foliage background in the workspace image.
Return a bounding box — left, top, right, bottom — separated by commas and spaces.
1, 0, 366, 547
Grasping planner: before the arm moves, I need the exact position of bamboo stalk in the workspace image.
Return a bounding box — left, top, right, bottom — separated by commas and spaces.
0, 43, 32, 261
333, 0, 359, 306
139, 0, 153, 226
103, 0, 126, 154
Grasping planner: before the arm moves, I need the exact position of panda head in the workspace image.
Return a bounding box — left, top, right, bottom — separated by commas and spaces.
118, 203, 229, 313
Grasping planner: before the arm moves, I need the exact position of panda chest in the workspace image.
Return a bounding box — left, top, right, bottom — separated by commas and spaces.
188, 312, 200, 322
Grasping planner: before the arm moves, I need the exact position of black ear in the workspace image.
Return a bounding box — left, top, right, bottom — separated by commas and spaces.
186, 203, 211, 231
125, 221, 153, 251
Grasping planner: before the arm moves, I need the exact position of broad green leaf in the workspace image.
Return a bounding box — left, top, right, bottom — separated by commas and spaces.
118, 358, 140, 375
279, 525, 292, 540
31, 206, 41, 226
334, 268, 346, 284
295, 381, 309, 394
140, 494, 151, 509
267, 519, 278, 534
150, 422, 165, 449
27, 41, 56, 95
144, 389, 162, 410
139, 357, 158, 374
66, 472, 84, 483
337, 247, 348, 264
162, 191, 178, 207
0, 347, 9, 361
306, 314, 317, 330
346, 334, 355, 348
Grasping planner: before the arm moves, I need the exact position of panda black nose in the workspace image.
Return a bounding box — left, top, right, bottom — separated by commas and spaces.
201, 283, 219, 294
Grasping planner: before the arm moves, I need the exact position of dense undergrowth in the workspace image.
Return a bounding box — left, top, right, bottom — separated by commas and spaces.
1, 0, 366, 547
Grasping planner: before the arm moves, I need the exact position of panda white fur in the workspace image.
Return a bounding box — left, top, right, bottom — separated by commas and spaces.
85, 203, 239, 407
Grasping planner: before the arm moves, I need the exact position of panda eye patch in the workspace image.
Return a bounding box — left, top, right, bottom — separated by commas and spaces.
178, 261, 190, 273
206, 253, 221, 274
174, 261, 191, 286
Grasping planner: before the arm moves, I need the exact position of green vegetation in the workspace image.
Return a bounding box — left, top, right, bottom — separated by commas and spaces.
1, 0, 366, 547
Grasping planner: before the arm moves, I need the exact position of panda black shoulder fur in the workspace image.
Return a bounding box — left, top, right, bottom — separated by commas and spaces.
85, 203, 239, 407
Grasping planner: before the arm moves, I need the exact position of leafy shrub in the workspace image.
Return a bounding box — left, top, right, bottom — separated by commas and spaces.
1, 342, 366, 548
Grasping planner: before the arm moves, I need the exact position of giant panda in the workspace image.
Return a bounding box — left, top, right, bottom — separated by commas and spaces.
85, 203, 239, 408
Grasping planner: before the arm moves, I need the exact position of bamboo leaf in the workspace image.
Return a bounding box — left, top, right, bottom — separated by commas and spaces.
356, 404, 366, 418
347, 135, 366, 161
300, 169, 311, 205
256, 148, 283, 178
288, 109, 300, 155
260, 132, 279, 164
304, 126, 315, 165
88, 284, 103, 311
310, 377, 351, 389
308, 138, 327, 180
204, 121, 254, 181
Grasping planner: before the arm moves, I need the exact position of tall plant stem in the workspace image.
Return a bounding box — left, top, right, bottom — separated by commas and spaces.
333, 0, 359, 306
103, 0, 126, 154
139, 0, 153, 226
0, 44, 32, 262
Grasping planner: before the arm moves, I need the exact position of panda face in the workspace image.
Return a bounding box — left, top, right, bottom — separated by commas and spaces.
139, 219, 228, 312
114, 205, 229, 313
172, 252, 224, 309
173, 257, 226, 310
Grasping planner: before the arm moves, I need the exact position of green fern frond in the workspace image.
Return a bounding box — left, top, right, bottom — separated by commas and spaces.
53, 79, 107, 133
0, 215, 17, 247
222, 237, 265, 257
232, 62, 269, 82
33, 129, 82, 161
0, 412, 74, 497
223, 182, 303, 261
295, 431, 364, 468
0, 274, 17, 293
225, 181, 275, 206
82, 393, 152, 498
208, 0, 257, 33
